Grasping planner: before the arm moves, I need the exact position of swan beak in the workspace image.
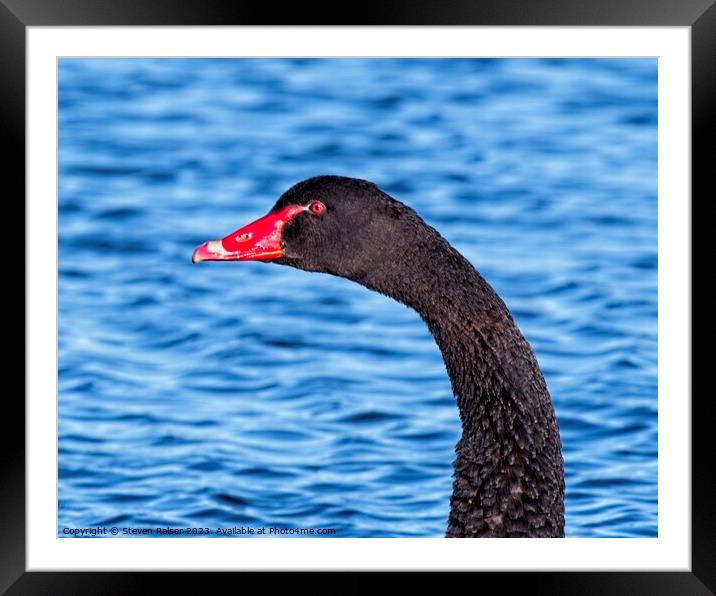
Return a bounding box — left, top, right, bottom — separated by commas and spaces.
192, 204, 308, 263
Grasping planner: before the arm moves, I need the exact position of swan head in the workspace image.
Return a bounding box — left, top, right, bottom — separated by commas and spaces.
192, 176, 432, 293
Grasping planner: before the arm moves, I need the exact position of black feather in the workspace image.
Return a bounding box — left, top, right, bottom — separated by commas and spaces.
266, 175, 564, 537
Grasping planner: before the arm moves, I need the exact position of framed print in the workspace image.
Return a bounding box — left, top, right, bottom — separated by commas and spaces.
6, 0, 711, 592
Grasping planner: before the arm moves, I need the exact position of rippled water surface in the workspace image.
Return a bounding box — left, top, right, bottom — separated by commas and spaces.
58, 58, 657, 538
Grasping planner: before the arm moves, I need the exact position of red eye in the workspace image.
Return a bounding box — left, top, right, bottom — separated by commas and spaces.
309, 201, 326, 215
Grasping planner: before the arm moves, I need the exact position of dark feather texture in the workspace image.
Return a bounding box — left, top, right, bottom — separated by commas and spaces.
268, 175, 565, 537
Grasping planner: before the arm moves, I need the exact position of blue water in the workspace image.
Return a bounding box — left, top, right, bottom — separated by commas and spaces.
58, 58, 658, 538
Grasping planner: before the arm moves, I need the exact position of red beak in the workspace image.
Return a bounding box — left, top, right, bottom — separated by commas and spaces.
192, 205, 307, 263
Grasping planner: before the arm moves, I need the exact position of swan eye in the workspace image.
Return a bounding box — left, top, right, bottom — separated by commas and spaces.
308, 201, 326, 215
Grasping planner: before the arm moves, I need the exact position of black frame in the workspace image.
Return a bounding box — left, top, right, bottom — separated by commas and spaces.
5, 0, 710, 593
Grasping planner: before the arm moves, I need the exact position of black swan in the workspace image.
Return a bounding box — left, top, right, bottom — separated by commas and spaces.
192, 175, 565, 537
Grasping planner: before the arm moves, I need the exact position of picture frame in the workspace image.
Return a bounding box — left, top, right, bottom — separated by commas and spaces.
6, 0, 709, 592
